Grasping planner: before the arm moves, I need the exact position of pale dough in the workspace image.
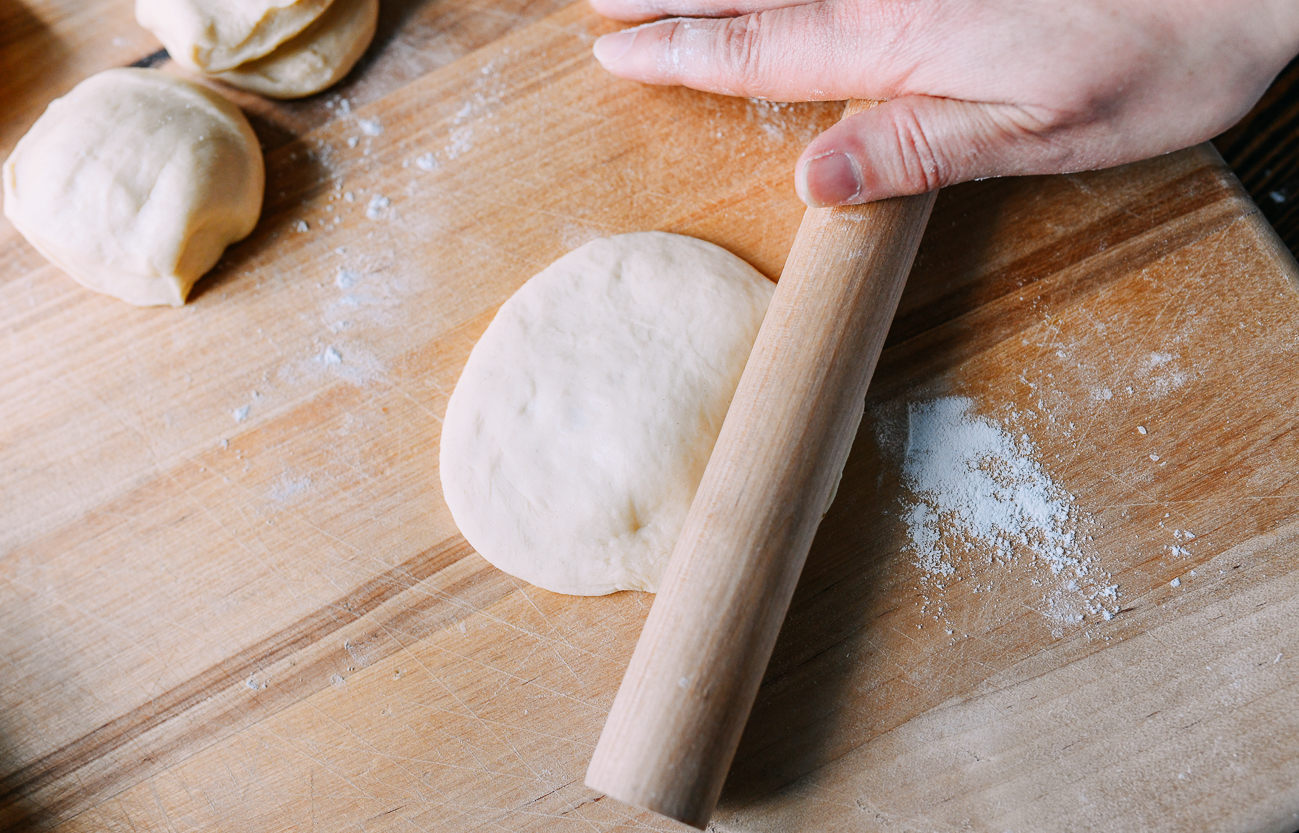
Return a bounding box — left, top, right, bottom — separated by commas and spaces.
439, 232, 774, 595
212, 0, 378, 99
137, 0, 335, 72
2, 69, 264, 307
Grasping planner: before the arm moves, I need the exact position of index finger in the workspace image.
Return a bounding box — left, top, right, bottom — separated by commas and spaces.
591, 7, 897, 101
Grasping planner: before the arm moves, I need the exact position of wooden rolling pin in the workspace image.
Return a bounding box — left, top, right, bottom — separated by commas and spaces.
584, 100, 937, 829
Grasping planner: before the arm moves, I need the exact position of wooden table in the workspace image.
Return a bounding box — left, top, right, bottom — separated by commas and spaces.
4, 2, 1299, 831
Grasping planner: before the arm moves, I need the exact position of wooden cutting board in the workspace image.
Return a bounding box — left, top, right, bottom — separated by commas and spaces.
5, 1, 1299, 831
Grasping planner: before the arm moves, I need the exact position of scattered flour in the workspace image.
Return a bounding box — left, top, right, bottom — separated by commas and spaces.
232, 405, 250, 422
742, 99, 821, 145
879, 396, 1120, 634
1138, 351, 1190, 397
445, 126, 473, 160
415, 152, 438, 171
365, 194, 390, 220
357, 117, 383, 136
269, 472, 312, 501
1167, 527, 1194, 558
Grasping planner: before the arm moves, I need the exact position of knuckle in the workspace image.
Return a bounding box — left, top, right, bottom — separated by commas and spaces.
715, 14, 770, 96
888, 105, 945, 192
658, 19, 692, 79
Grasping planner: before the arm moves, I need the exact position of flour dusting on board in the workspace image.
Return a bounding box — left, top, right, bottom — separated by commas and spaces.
879, 396, 1119, 635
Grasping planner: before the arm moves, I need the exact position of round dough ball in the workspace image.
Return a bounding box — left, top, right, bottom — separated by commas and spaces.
212, 0, 378, 99
2, 69, 264, 307
439, 232, 775, 596
136, 0, 335, 72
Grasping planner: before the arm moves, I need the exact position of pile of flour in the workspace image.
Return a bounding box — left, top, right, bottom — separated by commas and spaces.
878, 396, 1119, 634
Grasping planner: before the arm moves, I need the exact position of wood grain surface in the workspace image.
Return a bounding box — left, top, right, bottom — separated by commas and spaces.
4, 1, 1299, 832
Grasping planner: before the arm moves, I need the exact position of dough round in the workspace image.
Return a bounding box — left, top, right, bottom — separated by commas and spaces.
137, 0, 335, 72
2, 69, 264, 307
212, 0, 378, 99
439, 232, 774, 595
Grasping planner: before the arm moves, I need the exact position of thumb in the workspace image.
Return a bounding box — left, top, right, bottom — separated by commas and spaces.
795, 96, 1072, 206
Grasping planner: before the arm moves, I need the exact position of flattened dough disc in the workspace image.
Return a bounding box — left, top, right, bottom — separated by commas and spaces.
439, 232, 775, 595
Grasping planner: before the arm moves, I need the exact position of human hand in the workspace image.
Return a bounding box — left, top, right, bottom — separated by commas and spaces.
589, 0, 1299, 205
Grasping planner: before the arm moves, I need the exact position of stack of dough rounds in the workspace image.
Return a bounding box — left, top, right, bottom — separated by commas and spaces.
137, 0, 378, 99
2, 68, 264, 308
439, 232, 775, 596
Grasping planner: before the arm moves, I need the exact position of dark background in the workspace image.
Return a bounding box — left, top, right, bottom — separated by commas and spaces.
1215, 56, 1299, 260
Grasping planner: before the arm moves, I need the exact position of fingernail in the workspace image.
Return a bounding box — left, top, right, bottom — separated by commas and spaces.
593, 31, 636, 66
799, 151, 863, 206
